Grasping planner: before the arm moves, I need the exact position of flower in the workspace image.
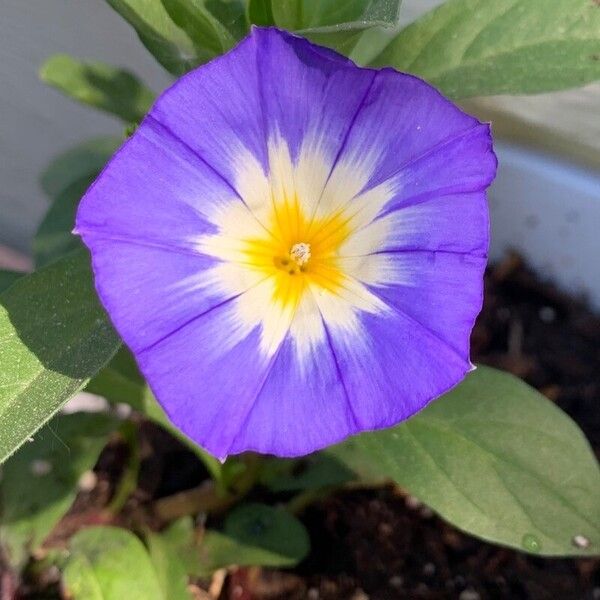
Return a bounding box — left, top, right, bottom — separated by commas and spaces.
75, 27, 496, 459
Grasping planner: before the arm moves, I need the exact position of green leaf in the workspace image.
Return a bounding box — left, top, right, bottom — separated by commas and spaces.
40, 137, 121, 199
330, 366, 600, 556
0, 271, 22, 293
155, 507, 309, 577
63, 526, 164, 599
269, 0, 401, 52
146, 531, 192, 600
35, 178, 90, 268
205, 0, 248, 40
260, 454, 355, 493
40, 55, 155, 122
0, 413, 117, 568
105, 0, 210, 74
161, 0, 237, 55
247, 0, 275, 26
371, 0, 600, 98
36, 138, 120, 267
272, 0, 400, 31
158, 518, 205, 577
87, 348, 223, 482
201, 503, 310, 572
0, 250, 121, 464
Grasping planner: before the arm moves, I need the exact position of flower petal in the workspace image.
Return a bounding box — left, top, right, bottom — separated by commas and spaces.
76, 27, 497, 458
366, 251, 487, 359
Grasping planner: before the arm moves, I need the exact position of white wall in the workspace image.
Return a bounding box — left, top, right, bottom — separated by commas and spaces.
0, 0, 171, 252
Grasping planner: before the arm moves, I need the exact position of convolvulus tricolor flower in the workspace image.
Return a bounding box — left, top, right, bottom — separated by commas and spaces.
76, 27, 496, 459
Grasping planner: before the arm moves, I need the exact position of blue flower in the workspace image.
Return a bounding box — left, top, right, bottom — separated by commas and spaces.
75, 28, 497, 459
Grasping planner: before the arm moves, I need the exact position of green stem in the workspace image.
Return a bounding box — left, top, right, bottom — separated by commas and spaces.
153, 454, 263, 522
286, 487, 334, 515
107, 421, 140, 515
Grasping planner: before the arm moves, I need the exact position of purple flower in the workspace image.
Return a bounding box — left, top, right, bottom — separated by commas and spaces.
75, 27, 496, 459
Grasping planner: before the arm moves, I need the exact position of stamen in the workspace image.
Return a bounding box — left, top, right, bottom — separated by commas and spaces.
289, 242, 311, 266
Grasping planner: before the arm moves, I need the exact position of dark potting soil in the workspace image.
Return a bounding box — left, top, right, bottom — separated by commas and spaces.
13, 253, 600, 599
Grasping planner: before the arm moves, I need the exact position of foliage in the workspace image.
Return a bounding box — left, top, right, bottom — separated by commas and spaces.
1, 0, 600, 596
330, 366, 600, 556
0, 413, 118, 569
370, 0, 600, 98
63, 527, 165, 600
40, 55, 155, 122
0, 250, 120, 464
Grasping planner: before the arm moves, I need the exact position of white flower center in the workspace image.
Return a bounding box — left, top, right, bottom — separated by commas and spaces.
289, 242, 311, 266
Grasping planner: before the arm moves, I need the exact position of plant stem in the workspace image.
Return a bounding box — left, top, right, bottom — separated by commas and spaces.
106, 421, 140, 515
152, 454, 263, 522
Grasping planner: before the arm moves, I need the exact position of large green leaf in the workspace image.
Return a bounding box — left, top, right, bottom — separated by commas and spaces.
40, 55, 155, 122
0, 413, 117, 568
330, 366, 600, 556
40, 137, 121, 199
0, 250, 121, 464
36, 138, 120, 268
105, 0, 212, 74
371, 0, 600, 98
63, 527, 164, 600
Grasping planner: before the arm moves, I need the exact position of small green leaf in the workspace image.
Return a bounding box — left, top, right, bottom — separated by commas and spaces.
260, 454, 355, 493
155, 507, 309, 577
146, 530, 192, 600
161, 0, 236, 55
105, 0, 208, 74
35, 178, 90, 267
0, 271, 22, 293
36, 138, 120, 267
371, 0, 600, 98
40, 55, 155, 122
40, 137, 121, 199
201, 503, 310, 572
0, 413, 117, 569
330, 366, 600, 556
63, 526, 164, 599
0, 250, 121, 464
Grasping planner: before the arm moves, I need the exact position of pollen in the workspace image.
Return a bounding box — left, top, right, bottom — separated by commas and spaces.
234, 193, 352, 310
290, 242, 311, 266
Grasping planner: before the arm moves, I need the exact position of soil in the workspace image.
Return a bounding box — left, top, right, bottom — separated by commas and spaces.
13, 253, 600, 599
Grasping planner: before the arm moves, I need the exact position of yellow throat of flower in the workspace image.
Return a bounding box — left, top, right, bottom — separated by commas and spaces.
241, 195, 351, 310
